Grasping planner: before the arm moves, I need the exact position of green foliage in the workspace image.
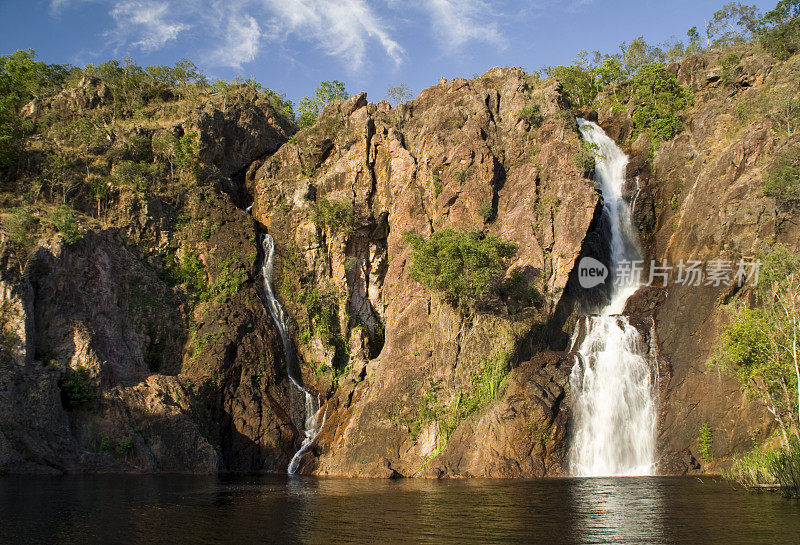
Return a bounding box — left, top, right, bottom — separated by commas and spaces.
81, 57, 206, 114
297, 80, 348, 128
210, 77, 294, 120
547, 62, 597, 107
621, 37, 668, 75
400, 352, 510, 448
706, 2, 761, 47
756, 0, 800, 59
60, 366, 95, 409
517, 104, 543, 129
0, 49, 67, 168
161, 251, 209, 304
210, 257, 247, 303
405, 229, 518, 311
298, 283, 350, 371
100, 433, 111, 452
629, 63, 693, 144
595, 57, 624, 99
112, 160, 163, 194
498, 268, 540, 312
115, 436, 133, 456
313, 197, 354, 237
573, 140, 600, 177
764, 147, 800, 204
756, 243, 800, 299
478, 201, 494, 223
720, 52, 742, 84
712, 244, 800, 444
432, 172, 442, 197
3, 206, 37, 256
698, 423, 713, 463
48, 205, 82, 245
686, 26, 705, 54
175, 130, 199, 179
68, 117, 108, 154
729, 440, 800, 497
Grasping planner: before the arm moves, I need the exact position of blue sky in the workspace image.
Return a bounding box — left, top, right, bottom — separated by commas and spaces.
0, 0, 781, 107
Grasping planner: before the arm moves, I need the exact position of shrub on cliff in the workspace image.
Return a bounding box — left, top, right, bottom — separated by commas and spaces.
404, 229, 518, 312
764, 147, 800, 204
313, 197, 354, 237
629, 63, 693, 144
49, 205, 82, 245
59, 366, 95, 409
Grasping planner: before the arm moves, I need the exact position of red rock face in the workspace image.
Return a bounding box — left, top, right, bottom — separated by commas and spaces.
249, 68, 599, 477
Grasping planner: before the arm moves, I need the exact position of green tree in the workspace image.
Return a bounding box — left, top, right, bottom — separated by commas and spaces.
59, 366, 95, 409
404, 229, 518, 312
152, 131, 179, 180
712, 245, 800, 444
620, 37, 666, 76
297, 80, 348, 128
49, 205, 82, 245
755, 0, 800, 59
686, 26, 705, 54
547, 61, 597, 107
0, 49, 67, 168
595, 57, 624, 100
629, 63, 693, 144
706, 2, 761, 47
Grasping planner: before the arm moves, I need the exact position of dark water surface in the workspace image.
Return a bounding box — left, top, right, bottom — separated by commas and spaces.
1, 475, 798, 544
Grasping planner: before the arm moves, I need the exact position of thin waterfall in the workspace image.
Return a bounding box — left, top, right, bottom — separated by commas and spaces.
568, 119, 658, 477
260, 234, 323, 474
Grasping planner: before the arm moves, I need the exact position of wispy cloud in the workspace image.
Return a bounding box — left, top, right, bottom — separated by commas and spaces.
108, 1, 187, 52
259, 0, 404, 68
48, 0, 521, 69
421, 0, 506, 49
209, 10, 262, 69
49, 0, 71, 13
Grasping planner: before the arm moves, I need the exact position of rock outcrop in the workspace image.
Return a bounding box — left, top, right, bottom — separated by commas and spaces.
248, 68, 599, 477
2, 51, 796, 477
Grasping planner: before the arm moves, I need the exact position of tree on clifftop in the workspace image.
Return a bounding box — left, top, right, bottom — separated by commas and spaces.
297, 80, 348, 128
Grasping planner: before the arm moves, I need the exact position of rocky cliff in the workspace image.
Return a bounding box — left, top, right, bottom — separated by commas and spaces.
0, 50, 796, 477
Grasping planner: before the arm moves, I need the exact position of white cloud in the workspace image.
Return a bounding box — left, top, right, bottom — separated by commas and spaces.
421, 0, 506, 49
108, 1, 187, 52
260, 0, 405, 68
209, 11, 262, 68
49, 0, 70, 13
48, 0, 524, 69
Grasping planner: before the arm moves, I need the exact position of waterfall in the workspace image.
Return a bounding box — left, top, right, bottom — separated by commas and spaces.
568, 119, 657, 477
260, 234, 323, 474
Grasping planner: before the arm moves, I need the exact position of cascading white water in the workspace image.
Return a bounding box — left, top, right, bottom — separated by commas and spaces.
568, 119, 657, 477
261, 234, 323, 474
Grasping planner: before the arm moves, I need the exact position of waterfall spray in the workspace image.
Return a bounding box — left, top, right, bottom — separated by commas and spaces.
568, 120, 658, 477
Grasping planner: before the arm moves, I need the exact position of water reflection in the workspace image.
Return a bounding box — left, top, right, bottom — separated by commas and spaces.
1, 475, 798, 544
566, 478, 666, 544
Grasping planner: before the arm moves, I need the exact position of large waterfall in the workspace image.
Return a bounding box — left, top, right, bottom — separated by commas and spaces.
568, 120, 658, 477
261, 234, 323, 474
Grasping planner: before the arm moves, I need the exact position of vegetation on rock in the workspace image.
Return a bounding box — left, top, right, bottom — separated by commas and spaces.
404, 229, 518, 312
297, 80, 348, 128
